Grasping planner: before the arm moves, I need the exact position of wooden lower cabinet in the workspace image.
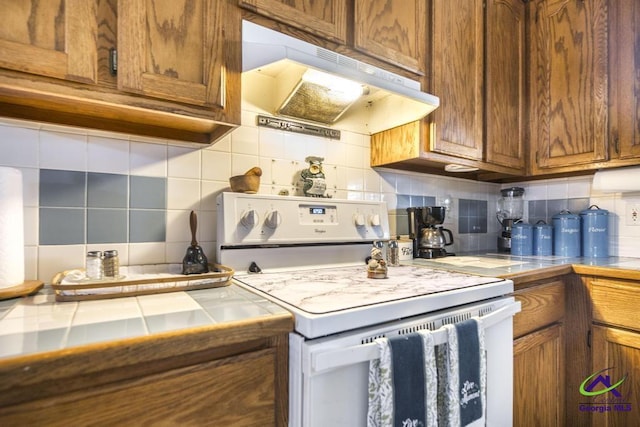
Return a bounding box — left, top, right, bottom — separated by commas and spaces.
1, 348, 277, 426
513, 278, 566, 426
514, 323, 565, 427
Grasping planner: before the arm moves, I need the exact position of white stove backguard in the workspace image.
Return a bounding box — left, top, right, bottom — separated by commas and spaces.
216, 192, 390, 271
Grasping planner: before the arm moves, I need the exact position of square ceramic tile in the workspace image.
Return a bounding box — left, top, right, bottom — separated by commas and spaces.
0, 329, 67, 358
130, 176, 166, 209
87, 208, 127, 244
129, 141, 167, 177
0, 312, 74, 334
39, 130, 87, 171
38, 245, 87, 284
168, 146, 201, 179
87, 135, 130, 174
137, 292, 201, 316
167, 178, 200, 210
87, 172, 128, 208
0, 125, 39, 168
5, 292, 76, 318
144, 310, 214, 333
203, 302, 270, 323
231, 153, 260, 176
24, 206, 38, 246
73, 297, 141, 325
128, 242, 166, 265
231, 126, 259, 155
201, 150, 231, 181
67, 318, 147, 347
40, 169, 86, 207
39, 207, 85, 245
258, 127, 286, 159
129, 210, 166, 242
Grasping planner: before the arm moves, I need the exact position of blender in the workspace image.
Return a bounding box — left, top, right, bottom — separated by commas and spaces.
497, 187, 525, 253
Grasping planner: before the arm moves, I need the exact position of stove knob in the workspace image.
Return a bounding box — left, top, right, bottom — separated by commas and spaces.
240, 209, 258, 228
354, 213, 366, 227
264, 210, 281, 229
369, 214, 381, 227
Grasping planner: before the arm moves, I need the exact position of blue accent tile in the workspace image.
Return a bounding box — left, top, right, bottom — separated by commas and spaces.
458, 199, 487, 234
129, 210, 166, 242
397, 194, 411, 209
87, 209, 127, 244
424, 196, 436, 206
39, 169, 86, 207
87, 172, 128, 208
39, 208, 85, 245
130, 176, 166, 209
569, 198, 590, 214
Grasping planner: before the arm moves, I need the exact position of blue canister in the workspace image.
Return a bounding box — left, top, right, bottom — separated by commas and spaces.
511, 221, 533, 256
580, 205, 609, 257
552, 210, 581, 257
533, 220, 553, 256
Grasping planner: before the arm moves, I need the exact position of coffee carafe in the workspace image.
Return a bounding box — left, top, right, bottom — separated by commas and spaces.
407, 206, 455, 259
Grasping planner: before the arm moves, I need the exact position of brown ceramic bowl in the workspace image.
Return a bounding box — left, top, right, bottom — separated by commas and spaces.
229, 174, 260, 193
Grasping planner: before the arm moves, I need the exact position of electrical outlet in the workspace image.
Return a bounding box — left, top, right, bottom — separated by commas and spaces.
627, 204, 640, 226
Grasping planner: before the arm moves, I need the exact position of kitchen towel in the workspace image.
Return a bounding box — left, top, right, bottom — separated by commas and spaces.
368, 331, 437, 427
0, 167, 24, 289
439, 318, 486, 427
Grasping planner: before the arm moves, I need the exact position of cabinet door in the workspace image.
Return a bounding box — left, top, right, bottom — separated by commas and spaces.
591, 326, 640, 427
528, 0, 608, 172
238, 0, 347, 43
485, 0, 525, 171
609, 0, 640, 159
353, 0, 426, 75
514, 323, 565, 427
429, 0, 484, 160
0, 0, 98, 84
118, 0, 239, 110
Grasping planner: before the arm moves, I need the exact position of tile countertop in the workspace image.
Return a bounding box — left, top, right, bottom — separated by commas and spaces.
409, 253, 640, 281
0, 284, 290, 360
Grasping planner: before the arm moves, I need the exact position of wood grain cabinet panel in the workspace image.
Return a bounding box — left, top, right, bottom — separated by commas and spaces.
485, 0, 525, 170
0, 0, 98, 84
609, 0, 640, 160
513, 280, 564, 338
430, 0, 484, 161
118, 0, 234, 109
353, 0, 426, 75
514, 324, 565, 427
238, 0, 347, 43
528, 0, 608, 173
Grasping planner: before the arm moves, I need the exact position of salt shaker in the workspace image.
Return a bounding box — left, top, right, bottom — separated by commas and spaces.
86, 251, 103, 280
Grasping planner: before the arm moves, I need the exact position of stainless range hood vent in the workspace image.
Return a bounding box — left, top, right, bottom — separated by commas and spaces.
242, 21, 439, 135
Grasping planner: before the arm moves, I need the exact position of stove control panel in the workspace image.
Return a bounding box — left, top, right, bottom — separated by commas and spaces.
217, 192, 390, 245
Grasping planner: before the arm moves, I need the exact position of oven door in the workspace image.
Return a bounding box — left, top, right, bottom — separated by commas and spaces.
289, 297, 520, 427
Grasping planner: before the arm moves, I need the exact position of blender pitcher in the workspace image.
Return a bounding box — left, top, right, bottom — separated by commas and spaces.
497, 187, 525, 252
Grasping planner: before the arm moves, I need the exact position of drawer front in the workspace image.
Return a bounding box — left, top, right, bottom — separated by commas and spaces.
513, 280, 565, 338
591, 279, 640, 331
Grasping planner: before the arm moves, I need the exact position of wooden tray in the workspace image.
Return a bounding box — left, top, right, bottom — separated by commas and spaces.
51, 263, 233, 302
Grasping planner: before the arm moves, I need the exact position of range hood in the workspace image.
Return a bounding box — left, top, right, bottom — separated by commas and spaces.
242, 21, 439, 135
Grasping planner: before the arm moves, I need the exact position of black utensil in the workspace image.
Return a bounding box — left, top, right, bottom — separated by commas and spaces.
182, 211, 209, 275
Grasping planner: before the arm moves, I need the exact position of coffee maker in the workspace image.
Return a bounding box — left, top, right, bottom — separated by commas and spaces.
407, 206, 455, 259
497, 187, 525, 252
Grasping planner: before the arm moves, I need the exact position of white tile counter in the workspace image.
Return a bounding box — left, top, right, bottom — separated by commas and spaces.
0, 284, 290, 360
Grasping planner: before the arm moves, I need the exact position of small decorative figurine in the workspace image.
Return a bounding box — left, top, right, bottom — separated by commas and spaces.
367, 241, 388, 279
301, 156, 330, 198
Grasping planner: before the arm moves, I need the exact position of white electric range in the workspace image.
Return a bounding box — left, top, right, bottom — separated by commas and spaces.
216, 192, 519, 427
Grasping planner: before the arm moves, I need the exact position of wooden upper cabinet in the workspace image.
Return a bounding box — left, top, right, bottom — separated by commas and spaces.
353, 0, 426, 75
429, 0, 484, 160
0, 0, 98, 84
238, 0, 347, 43
528, 0, 608, 173
118, 0, 234, 109
485, 0, 525, 171
609, 0, 640, 160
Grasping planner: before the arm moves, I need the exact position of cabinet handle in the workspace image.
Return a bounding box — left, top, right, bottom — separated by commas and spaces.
109, 48, 118, 76
587, 329, 591, 348
615, 136, 620, 155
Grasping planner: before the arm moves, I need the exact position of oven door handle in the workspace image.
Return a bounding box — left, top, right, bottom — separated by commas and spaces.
310, 301, 521, 374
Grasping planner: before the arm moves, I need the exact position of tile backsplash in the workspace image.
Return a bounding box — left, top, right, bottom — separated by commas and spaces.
0, 113, 636, 283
